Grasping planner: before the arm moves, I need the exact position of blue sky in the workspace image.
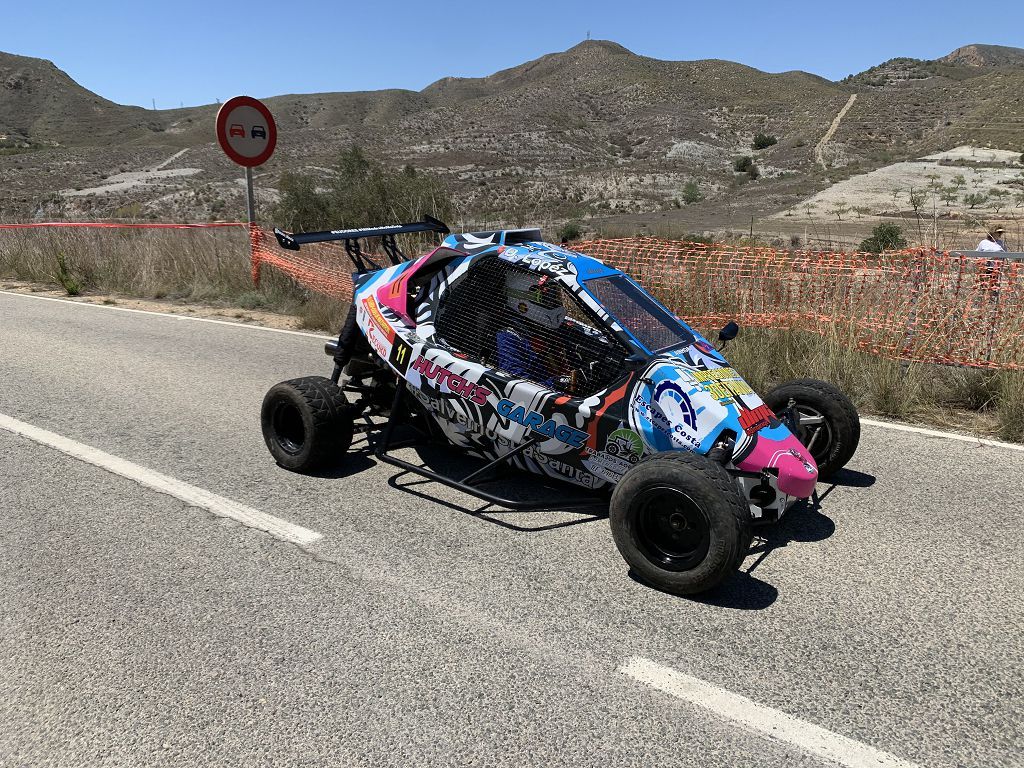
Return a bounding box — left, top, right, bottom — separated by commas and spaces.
2, 0, 1021, 108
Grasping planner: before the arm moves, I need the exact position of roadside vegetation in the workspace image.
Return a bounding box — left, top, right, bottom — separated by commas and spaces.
0, 147, 453, 331
2, 152, 1022, 440
275, 146, 453, 233
723, 327, 1023, 442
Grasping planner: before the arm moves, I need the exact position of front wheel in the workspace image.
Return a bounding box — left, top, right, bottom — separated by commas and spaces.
609, 452, 751, 595
762, 378, 860, 479
261, 376, 354, 473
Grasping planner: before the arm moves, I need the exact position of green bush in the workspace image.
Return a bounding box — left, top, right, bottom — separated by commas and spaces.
680, 181, 703, 205
752, 133, 778, 150
275, 146, 453, 233
746, 164, 760, 180
962, 192, 988, 209
858, 222, 907, 253
54, 252, 83, 296
733, 156, 753, 173
557, 221, 582, 242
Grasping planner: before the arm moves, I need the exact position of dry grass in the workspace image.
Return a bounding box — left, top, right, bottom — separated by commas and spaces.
721, 325, 1021, 438
995, 371, 1024, 442
0, 226, 325, 317
2, 226, 1020, 440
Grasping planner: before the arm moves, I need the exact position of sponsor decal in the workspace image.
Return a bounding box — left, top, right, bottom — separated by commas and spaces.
499, 248, 575, 277
739, 403, 777, 436
363, 298, 395, 343
524, 447, 598, 488
689, 367, 740, 383
653, 381, 698, 429
686, 366, 755, 404
411, 356, 491, 406
693, 339, 718, 356
411, 391, 514, 447
496, 399, 589, 448
366, 324, 389, 360
633, 388, 702, 449
388, 337, 413, 375
581, 447, 634, 482
604, 428, 643, 463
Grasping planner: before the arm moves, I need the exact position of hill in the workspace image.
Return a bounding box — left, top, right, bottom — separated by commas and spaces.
0, 41, 1021, 229
941, 43, 1024, 68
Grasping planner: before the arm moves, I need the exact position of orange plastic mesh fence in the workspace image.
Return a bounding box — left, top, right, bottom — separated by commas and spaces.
249, 226, 354, 300
253, 230, 1024, 370
577, 237, 1024, 370
7, 224, 1016, 371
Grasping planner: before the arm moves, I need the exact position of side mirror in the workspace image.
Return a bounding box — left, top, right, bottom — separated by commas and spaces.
718, 321, 739, 343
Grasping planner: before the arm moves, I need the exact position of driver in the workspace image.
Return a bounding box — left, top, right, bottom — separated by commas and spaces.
496, 271, 575, 390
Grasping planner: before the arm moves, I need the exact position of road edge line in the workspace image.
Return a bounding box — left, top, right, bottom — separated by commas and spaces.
0, 412, 323, 547
860, 417, 1024, 452
0, 289, 331, 340
619, 656, 920, 768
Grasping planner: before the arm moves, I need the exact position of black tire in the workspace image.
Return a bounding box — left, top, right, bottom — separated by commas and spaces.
762, 378, 860, 479
609, 451, 752, 595
261, 376, 354, 473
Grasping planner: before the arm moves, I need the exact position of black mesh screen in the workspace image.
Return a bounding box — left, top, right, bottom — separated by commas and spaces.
434, 258, 627, 395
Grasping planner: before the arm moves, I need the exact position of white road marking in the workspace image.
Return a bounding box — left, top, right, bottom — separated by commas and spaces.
860, 417, 1024, 452
0, 412, 323, 547
5, 288, 1023, 453
619, 656, 920, 768
0, 290, 331, 340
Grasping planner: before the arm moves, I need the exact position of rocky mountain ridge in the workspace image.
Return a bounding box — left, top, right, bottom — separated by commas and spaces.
1, 41, 1020, 227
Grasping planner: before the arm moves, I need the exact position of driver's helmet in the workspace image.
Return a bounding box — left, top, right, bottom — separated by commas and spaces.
505, 271, 565, 329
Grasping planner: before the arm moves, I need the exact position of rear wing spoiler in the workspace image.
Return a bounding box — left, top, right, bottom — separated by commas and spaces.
272, 215, 450, 273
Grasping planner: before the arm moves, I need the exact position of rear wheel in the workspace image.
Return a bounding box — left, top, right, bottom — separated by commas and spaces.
762, 378, 860, 478
609, 452, 751, 595
261, 376, 354, 473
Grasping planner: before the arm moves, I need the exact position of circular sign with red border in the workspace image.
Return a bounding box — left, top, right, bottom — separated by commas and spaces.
215, 95, 277, 168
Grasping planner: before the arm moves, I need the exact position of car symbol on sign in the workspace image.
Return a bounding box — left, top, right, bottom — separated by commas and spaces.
229, 123, 245, 138
251, 125, 266, 139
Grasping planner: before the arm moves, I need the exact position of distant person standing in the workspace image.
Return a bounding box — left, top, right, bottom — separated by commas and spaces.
976, 226, 1006, 252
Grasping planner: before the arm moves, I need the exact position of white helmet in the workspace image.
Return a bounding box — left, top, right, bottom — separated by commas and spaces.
505, 270, 565, 329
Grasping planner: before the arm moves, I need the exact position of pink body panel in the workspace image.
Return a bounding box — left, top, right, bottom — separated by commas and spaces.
735, 433, 818, 498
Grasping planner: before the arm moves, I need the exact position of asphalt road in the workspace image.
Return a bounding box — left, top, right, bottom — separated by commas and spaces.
1, 291, 1021, 768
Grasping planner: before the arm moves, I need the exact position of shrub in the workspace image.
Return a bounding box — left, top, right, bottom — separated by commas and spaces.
54, 252, 83, 296
275, 146, 453, 233
746, 164, 760, 180
680, 181, 703, 205
752, 133, 778, 150
557, 221, 582, 242
858, 222, 907, 253
733, 156, 753, 173
962, 192, 988, 209
996, 371, 1024, 442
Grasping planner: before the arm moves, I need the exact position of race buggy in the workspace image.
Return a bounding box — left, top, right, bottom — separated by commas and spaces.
261, 217, 860, 595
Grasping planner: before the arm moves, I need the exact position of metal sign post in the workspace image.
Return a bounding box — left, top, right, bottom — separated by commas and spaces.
245, 166, 256, 225
215, 95, 278, 224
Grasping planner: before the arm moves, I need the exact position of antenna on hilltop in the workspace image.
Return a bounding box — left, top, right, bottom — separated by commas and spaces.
151, 98, 156, 110
587, 30, 591, 40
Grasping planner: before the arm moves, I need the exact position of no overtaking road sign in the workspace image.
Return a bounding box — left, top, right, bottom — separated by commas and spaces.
215, 95, 277, 168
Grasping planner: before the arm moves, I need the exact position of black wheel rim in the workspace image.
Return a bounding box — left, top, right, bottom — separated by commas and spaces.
633, 486, 711, 572
791, 404, 834, 465
272, 400, 306, 455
